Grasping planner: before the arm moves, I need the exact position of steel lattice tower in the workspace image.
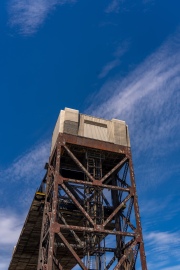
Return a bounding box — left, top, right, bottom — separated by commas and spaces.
9, 107, 147, 270
37, 108, 147, 270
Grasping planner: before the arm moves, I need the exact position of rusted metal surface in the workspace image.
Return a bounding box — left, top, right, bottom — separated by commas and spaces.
100, 156, 128, 183
9, 129, 147, 270
128, 153, 148, 270
37, 133, 147, 270
57, 133, 129, 155
103, 193, 132, 227
56, 223, 135, 237
105, 256, 116, 270
113, 240, 137, 270
58, 232, 88, 270
61, 182, 95, 226
62, 177, 130, 192
63, 144, 95, 182
8, 193, 45, 270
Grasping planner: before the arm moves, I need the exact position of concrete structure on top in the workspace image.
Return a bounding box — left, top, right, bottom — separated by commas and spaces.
51, 107, 130, 152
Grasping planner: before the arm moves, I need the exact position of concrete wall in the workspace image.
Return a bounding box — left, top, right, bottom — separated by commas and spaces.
51, 108, 130, 152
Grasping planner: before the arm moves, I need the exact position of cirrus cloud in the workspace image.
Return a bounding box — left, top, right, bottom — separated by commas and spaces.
8, 0, 76, 35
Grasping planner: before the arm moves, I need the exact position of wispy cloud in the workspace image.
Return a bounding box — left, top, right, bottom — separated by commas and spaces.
0, 210, 23, 245
160, 266, 180, 270
105, 0, 123, 13
1, 140, 50, 183
0, 140, 50, 207
99, 59, 120, 79
145, 230, 180, 269
87, 32, 180, 188
0, 258, 13, 270
0, 140, 50, 268
98, 43, 129, 78
8, 0, 76, 35
143, 197, 179, 220
0, 209, 25, 270
105, 0, 155, 13
0, 141, 50, 267
88, 32, 180, 151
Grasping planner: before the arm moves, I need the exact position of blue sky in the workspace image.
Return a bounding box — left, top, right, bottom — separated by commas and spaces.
0, 0, 180, 269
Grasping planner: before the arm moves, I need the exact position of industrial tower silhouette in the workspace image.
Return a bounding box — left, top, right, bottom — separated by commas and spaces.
9, 108, 147, 270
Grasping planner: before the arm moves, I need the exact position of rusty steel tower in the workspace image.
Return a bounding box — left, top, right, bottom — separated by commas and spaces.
9, 108, 147, 270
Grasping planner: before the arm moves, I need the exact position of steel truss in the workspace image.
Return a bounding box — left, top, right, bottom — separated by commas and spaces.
37, 133, 147, 270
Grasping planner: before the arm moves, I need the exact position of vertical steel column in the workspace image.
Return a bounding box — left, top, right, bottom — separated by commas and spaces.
111, 176, 122, 262
37, 144, 61, 270
128, 150, 147, 270
48, 145, 61, 269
